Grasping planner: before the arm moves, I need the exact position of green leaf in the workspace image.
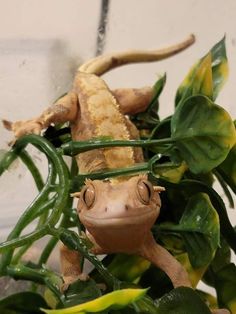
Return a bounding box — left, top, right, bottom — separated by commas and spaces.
176, 253, 207, 288
63, 279, 101, 308
175, 53, 213, 106
150, 116, 171, 140
196, 290, 218, 311
41, 288, 147, 314
179, 193, 220, 267
107, 254, 150, 282
154, 161, 188, 183
203, 237, 231, 287
154, 177, 236, 254
211, 36, 229, 100
185, 170, 214, 187
155, 287, 211, 313
146, 73, 166, 116
217, 144, 236, 194
215, 263, 236, 313
160, 193, 220, 268
171, 95, 236, 174
134, 295, 160, 314
139, 265, 172, 299
0, 292, 47, 314
210, 237, 231, 274
175, 37, 228, 106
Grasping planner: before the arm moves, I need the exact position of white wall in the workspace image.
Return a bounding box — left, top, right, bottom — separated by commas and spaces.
0, 0, 235, 289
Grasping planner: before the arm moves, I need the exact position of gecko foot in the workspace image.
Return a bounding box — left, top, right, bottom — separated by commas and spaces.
2, 118, 43, 144
61, 273, 89, 292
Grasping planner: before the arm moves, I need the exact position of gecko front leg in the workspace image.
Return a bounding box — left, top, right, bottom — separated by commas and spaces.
138, 232, 191, 288
60, 243, 89, 291
3, 92, 78, 142
59, 230, 105, 291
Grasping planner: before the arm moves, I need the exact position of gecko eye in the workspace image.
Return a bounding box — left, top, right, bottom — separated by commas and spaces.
137, 180, 153, 204
82, 185, 96, 208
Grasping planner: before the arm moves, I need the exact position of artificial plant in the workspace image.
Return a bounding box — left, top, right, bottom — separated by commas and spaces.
0, 37, 235, 314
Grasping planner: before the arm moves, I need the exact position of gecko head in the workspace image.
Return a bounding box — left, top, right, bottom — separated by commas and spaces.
75, 175, 164, 253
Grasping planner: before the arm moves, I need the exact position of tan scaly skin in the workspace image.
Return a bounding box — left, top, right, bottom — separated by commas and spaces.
3, 34, 226, 307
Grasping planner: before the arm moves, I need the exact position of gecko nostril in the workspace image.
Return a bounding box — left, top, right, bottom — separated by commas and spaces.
104, 207, 108, 212
125, 204, 129, 211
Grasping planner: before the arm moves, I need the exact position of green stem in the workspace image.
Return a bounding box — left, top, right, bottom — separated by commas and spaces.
72, 160, 179, 186
12, 196, 57, 264
20, 149, 50, 239
73, 163, 148, 185
32, 195, 57, 222
0, 146, 23, 175
0, 135, 70, 273
59, 138, 173, 156
214, 170, 234, 208
0, 147, 44, 193
0, 164, 54, 272
19, 150, 44, 191
216, 166, 236, 195
38, 208, 73, 266
17, 136, 69, 229
12, 245, 33, 265
7, 264, 63, 302
38, 237, 59, 266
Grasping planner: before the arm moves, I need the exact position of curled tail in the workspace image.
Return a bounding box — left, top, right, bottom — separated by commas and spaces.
79, 34, 195, 76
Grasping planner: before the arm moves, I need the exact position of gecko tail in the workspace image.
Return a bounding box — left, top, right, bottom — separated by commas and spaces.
78, 34, 195, 76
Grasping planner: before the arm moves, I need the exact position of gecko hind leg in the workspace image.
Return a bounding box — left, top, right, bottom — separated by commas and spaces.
112, 87, 154, 115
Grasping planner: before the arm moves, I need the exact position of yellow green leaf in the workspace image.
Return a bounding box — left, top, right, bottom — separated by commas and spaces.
108, 254, 150, 282
175, 36, 228, 106
197, 290, 218, 310
41, 288, 147, 314
193, 53, 213, 97
175, 53, 213, 106
176, 253, 207, 288
211, 36, 229, 100
155, 161, 188, 183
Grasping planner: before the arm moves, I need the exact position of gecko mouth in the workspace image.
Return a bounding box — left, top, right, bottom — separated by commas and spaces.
80, 207, 159, 228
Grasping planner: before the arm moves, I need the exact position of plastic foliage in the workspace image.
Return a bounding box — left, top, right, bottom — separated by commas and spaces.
0, 37, 236, 313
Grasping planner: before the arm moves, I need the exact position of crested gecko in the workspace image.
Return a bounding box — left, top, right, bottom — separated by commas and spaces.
3, 36, 196, 290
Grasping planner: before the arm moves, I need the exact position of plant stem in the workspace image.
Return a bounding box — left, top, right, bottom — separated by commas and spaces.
0, 146, 23, 175
0, 165, 54, 272
38, 237, 59, 266
6, 264, 63, 302
73, 163, 148, 184
213, 170, 234, 208
59, 138, 173, 156
19, 150, 44, 191
0, 135, 70, 273
12, 197, 57, 264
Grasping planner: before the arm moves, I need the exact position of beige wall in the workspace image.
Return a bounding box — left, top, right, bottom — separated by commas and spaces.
0, 0, 235, 289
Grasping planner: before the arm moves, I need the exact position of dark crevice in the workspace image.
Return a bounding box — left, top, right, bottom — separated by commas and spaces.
95, 0, 110, 56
